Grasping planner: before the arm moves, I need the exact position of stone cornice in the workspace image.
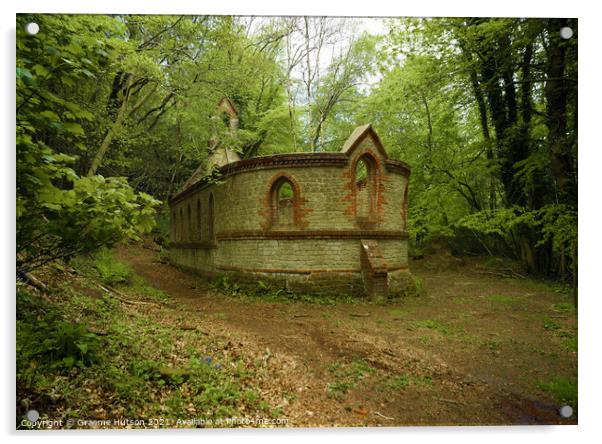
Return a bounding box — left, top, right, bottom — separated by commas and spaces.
169, 153, 411, 205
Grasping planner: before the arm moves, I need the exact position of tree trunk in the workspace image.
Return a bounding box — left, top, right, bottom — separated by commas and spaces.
545, 18, 576, 206
468, 65, 496, 209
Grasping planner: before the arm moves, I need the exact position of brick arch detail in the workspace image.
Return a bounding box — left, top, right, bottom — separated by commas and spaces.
342, 148, 388, 228
259, 172, 312, 231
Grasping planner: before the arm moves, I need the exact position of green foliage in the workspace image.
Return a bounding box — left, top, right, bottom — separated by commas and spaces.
542, 317, 561, 331
210, 275, 357, 305
17, 292, 100, 373
16, 264, 277, 425
487, 294, 523, 304
16, 14, 160, 274
412, 319, 453, 336
16, 13, 577, 281
72, 248, 134, 286
553, 302, 576, 313
457, 204, 577, 261
130, 276, 170, 302
536, 377, 577, 407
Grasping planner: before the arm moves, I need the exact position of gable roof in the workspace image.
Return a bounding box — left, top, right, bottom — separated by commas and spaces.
217, 97, 237, 117
340, 124, 388, 159
178, 147, 241, 193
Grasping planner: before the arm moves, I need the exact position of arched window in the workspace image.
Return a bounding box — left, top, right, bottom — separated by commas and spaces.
270, 177, 297, 229
355, 154, 377, 227
187, 203, 192, 241
208, 193, 215, 242
196, 199, 202, 241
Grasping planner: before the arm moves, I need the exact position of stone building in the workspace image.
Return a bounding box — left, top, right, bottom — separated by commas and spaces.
168, 99, 412, 300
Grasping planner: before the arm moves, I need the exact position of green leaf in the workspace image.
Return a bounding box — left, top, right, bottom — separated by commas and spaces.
63, 122, 85, 136
31, 64, 50, 77
39, 110, 60, 122
16, 67, 33, 81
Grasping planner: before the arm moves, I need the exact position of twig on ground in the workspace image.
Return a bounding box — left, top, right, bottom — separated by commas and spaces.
436, 397, 462, 405
98, 284, 161, 307
18, 271, 47, 292
374, 411, 395, 420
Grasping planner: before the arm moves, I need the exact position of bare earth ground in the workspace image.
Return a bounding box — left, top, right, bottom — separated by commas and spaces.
116, 243, 578, 427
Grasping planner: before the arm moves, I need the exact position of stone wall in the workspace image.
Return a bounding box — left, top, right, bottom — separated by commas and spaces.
169, 125, 412, 298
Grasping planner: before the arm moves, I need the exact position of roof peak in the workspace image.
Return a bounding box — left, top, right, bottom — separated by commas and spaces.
340, 124, 387, 158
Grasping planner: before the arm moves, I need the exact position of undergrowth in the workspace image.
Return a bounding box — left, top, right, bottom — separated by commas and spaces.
16, 250, 280, 429
209, 275, 358, 305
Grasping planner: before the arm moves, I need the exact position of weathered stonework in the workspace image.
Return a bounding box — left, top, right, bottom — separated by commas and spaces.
168, 106, 412, 299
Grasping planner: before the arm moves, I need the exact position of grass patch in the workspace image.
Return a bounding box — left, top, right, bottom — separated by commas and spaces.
72, 248, 134, 286
555, 329, 578, 352
381, 373, 434, 391
483, 339, 501, 352
326, 359, 375, 399
129, 275, 169, 302
487, 294, 523, 304
388, 308, 405, 317
419, 335, 432, 345
536, 376, 577, 407
542, 317, 561, 331
553, 302, 576, 313
412, 319, 454, 336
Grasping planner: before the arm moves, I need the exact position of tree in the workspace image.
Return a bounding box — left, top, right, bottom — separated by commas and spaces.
16, 14, 159, 276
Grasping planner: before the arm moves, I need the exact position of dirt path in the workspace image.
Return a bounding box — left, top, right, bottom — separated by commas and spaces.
117, 244, 577, 426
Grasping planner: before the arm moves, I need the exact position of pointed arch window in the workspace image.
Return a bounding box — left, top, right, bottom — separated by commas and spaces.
270, 176, 298, 229
355, 154, 378, 228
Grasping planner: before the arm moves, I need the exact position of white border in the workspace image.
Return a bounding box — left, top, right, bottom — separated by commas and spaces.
3, 1, 599, 443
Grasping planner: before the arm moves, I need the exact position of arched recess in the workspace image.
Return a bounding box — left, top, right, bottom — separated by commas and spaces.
208, 193, 215, 242
354, 153, 378, 228
270, 176, 299, 229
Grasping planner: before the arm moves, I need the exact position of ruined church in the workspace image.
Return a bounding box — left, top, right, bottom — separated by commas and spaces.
169, 99, 412, 299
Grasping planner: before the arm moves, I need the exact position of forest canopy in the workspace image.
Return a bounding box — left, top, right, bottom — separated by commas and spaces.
16, 14, 577, 282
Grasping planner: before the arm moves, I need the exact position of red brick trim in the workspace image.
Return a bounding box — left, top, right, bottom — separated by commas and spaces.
215, 229, 409, 240
343, 149, 387, 228
259, 172, 311, 231
169, 153, 411, 205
